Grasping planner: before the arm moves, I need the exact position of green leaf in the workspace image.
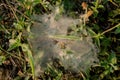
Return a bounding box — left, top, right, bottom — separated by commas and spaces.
98, 5, 104, 9
8, 39, 21, 51
109, 52, 117, 64
95, 37, 100, 47
0, 56, 6, 65
14, 22, 23, 30
100, 70, 109, 79
109, 9, 120, 18
87, 28, 101, 47
87, 28, 97, 36
7, 33, 22, 51
114, 27, 120, 34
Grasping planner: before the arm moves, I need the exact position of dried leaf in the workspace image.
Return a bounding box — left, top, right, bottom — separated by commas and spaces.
82, 2, 87, 10
85, 10, 93, 19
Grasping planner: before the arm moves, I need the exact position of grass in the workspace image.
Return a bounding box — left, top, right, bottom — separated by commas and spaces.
0, 0, 120, 80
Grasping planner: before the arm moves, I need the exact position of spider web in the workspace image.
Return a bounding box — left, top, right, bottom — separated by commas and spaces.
29, 12, 99, 76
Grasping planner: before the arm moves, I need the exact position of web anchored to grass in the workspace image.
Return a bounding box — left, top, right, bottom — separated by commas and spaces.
29, 7, 99, 77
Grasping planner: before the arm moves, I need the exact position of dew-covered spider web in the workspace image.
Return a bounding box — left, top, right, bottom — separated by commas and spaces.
29, 9, 99, 76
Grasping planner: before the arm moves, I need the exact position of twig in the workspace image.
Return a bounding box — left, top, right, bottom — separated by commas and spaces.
5, 0, 19, 22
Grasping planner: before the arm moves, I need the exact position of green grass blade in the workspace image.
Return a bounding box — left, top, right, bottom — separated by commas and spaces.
21, 44, 35, 79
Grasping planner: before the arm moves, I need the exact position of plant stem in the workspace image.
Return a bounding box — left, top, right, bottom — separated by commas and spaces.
101, 23, 120, 35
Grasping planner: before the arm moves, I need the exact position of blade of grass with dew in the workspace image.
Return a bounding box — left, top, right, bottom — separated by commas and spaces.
48, 35, 82, 40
